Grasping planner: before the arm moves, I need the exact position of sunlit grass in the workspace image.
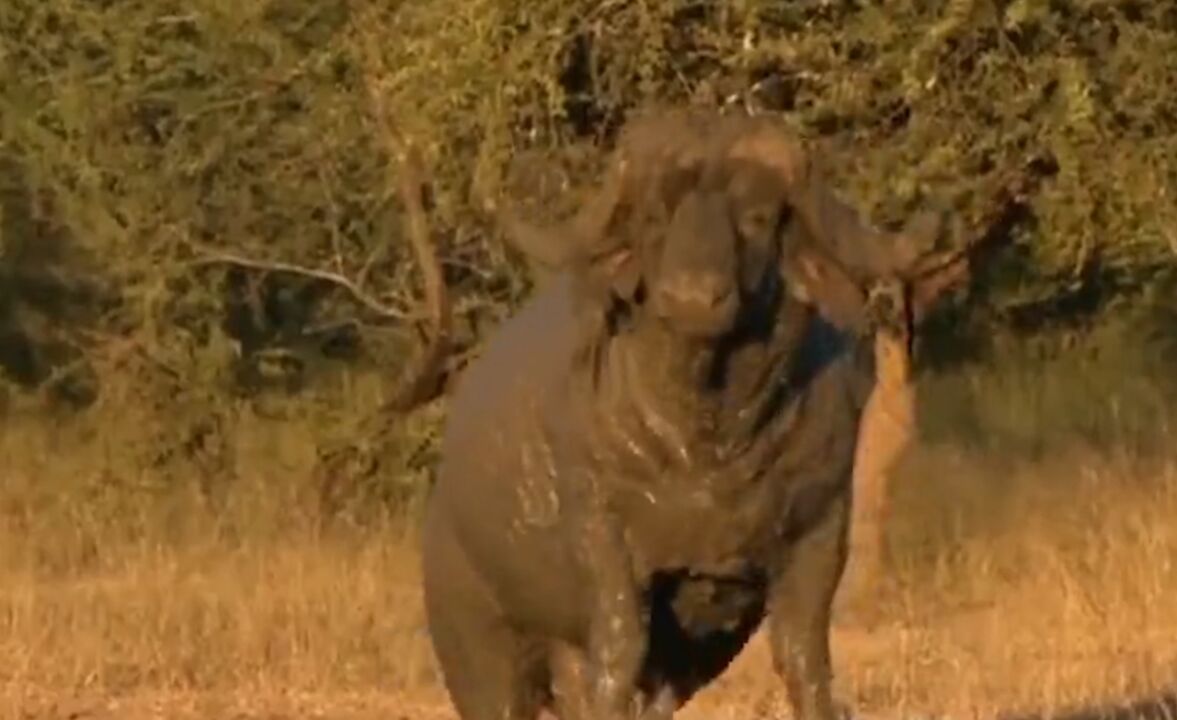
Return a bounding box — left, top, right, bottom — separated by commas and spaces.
2, 364, 1176, 719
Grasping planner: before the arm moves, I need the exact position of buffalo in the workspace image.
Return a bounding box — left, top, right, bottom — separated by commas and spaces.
421, 107, 955, 720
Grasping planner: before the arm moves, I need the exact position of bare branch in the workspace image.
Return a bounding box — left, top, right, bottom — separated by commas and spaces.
354, 12, 453, 413
354, 242, 386, 292
383, 143, 453, 412
186, 11, 454, 418
906, 151, 1057, 323
188, 249, 416, 323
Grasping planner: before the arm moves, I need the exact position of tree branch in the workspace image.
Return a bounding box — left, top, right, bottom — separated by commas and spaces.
382, 143, 453, 412
192, 12, 455, 418
906, 151, 1057, 323
355, 13, 453, 413
188, 250, 417, 323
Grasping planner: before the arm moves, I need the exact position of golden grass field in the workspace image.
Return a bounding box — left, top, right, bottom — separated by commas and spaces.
2, 412, 1176, 720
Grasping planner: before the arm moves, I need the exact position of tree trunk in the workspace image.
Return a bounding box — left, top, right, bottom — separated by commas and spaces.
835, 312, 917, 625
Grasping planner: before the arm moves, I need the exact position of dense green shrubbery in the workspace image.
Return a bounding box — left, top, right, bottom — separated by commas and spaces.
1, 0, 1175, 504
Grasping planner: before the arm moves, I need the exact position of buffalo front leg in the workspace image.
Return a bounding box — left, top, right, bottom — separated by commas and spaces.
566, 503, 651, 720
551, 642, 675, 720
767, 490, 851, 720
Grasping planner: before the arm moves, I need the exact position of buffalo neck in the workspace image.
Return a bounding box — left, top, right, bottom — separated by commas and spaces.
586, 294, 818, 471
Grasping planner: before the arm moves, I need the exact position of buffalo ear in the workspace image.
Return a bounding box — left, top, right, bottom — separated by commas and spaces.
781, 233, 871, 335
605, 248, 643, 302
892, 209, 947, 265
907, 250, 970, 325
570, 244, 645, 320
584, 245, 642, 303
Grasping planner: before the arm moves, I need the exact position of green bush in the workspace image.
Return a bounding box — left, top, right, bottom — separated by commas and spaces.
1, 0, 1175, 507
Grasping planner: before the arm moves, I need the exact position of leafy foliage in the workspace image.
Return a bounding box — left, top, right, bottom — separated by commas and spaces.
1, 0, 1175, 506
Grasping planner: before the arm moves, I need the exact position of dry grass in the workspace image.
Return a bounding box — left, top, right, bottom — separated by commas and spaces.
2, 417, 1176, 720
681, 445, 1177, 720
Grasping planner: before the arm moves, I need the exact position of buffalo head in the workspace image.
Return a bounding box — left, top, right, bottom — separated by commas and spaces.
496, 109, 950, 346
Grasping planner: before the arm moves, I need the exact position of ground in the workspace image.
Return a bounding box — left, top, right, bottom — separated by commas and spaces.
3, 424, 1175, 720
8, 611, 1177, 719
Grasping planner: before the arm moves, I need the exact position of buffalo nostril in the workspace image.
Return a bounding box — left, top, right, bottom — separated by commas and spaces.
660, 275, 735, 310
704, 283, 735, 309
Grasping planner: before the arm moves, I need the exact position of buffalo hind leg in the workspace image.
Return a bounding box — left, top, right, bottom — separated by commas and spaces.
422, 512, 549, 720
767, 490, 852, 720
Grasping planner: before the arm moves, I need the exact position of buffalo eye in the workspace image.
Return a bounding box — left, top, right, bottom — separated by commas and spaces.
736, 205, 779, 242
736, 204, 785, 293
